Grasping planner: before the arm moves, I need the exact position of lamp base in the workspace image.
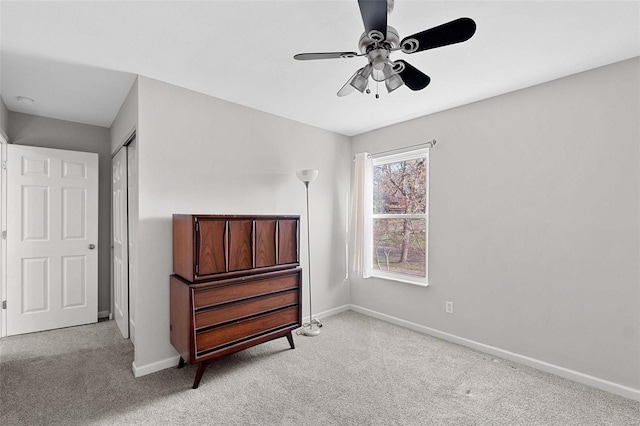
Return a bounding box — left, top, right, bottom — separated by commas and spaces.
300, 318, 322, 337
301, 327, 321, 337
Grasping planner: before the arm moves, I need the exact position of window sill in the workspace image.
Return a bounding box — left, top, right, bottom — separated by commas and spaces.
365, 271, 429, 287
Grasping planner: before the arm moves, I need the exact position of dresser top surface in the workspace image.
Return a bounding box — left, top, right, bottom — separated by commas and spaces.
174, 214, 300, 220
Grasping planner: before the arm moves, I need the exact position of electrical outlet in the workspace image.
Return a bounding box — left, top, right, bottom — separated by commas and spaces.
445, 301, 454, 314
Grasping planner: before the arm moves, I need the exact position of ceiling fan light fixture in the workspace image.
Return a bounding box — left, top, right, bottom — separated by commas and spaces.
360, 63, 373, 78
350, 63, 372, 92
372, 62, 392, 82
385, 74, 404, 93
350, 74, 369, 93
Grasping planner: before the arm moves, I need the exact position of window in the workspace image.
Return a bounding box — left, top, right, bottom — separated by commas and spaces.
364, 148, 428, 285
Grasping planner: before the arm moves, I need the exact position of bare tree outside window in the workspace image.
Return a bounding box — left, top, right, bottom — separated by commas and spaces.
371, 156, 427, 277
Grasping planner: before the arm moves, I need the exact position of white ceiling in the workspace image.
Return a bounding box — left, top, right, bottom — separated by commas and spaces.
1, 1, 639, 136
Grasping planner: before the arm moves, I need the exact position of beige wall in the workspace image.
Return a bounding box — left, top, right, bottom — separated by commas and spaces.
7, 112, 113, 315
109, 79, 140, 341
350, 58, 640, 392
111, 78, 138, 154
131, 76, 351, 371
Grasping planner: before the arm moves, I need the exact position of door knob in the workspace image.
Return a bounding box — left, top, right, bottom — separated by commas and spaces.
88, 244, 96, 250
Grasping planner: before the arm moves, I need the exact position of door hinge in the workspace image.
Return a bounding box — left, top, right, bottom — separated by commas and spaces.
2, 300, 6, 309
1, 161, 6, 170
195, 221, 199, 232
1, 230, 5, 240
195, 264, 199, 274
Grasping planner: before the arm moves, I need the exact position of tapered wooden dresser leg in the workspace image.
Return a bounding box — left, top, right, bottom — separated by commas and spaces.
192, 362, 208, 389
286, 331, 295, 349
177, 357, 185, 369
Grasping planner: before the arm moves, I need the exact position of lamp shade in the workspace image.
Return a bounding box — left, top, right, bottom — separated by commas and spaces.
296, 169, 319, 183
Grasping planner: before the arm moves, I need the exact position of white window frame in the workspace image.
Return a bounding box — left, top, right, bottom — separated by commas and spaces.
363, 148, 429, 286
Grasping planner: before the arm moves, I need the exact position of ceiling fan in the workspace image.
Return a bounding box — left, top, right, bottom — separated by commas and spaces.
293, 0, 476, 97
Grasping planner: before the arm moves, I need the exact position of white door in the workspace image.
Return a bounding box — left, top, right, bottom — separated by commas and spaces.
112, 146, 129, 338
6, 145, 98, 336
126, 137, 137, 343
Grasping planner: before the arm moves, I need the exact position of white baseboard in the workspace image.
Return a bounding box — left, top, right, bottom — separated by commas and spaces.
132, 355, 181, 378
302, 304, 351, 324
349, 304, 640, 402
98, 310, 110, 319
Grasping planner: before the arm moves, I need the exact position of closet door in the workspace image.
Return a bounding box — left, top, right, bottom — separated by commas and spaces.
112, 146, 129, 338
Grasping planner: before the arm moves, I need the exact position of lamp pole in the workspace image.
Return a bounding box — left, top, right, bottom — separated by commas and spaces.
296, 169, 322, 336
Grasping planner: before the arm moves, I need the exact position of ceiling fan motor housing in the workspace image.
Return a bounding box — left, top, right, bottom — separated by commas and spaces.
359, 26, 400, 81
358, 25, 399, 53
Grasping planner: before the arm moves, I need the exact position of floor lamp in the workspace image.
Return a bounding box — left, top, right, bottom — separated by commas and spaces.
296, 169, 322, 336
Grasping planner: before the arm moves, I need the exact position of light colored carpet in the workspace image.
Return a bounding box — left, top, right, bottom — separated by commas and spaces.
0, 311, 637, 425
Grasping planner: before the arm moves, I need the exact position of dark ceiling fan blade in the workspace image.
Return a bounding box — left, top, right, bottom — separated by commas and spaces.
294, 52, 358, 60
401, 17, 476, 54
358, 0, 387, 40
395, 60, 431, 91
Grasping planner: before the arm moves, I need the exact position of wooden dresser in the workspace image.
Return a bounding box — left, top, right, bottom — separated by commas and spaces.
170, 214, 302, 388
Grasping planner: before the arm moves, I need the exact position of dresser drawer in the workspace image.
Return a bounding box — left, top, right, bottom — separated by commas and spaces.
196, 306, 299, 354
195, 290, 298, 329
193, 272, 299, 309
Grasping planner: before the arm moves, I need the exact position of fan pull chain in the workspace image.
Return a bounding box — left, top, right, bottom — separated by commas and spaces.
376, 79, 380, 99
